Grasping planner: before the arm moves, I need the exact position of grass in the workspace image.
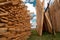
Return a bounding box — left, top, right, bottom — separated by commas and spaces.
28, 30, 60, 40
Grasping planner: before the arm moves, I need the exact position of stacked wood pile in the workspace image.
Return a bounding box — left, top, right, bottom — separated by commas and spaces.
49, 0, 60, 32
36, 0, 60, 36
36, 0, 53, 36
0, 0, 31, 40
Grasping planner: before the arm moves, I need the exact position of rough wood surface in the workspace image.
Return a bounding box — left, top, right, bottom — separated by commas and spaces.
49, 0, 60, 32
45, 10, 52, 33
36, 0, 44, 36
0, 0, 31, 40
0, 1, 11, 5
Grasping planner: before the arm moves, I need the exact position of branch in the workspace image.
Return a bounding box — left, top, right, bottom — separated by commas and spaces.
0, 1, 11, 6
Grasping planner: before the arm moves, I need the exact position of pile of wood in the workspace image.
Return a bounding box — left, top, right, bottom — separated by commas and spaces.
36, 0, 60, 36
0, 0, 31, 40
49, 0, 60, 32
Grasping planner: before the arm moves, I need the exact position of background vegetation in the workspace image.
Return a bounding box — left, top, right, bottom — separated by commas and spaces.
28, 30, 60, 40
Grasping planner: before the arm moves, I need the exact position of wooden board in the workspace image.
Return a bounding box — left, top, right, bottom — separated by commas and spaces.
36, 0, 44, 36
49, 0, 60, 32
45, 10, 52, 33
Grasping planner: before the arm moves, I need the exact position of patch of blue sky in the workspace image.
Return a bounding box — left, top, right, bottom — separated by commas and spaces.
25, 0, 36, 7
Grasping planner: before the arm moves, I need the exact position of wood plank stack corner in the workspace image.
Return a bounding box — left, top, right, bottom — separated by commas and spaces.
0, 0, 31, 40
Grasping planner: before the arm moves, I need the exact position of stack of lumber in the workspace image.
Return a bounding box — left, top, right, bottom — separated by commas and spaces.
0, 0, 7, 3
49, 0, 60, 32
36, 0, 60, 36
36, 0, 53, 36
0, 0, 31, 40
